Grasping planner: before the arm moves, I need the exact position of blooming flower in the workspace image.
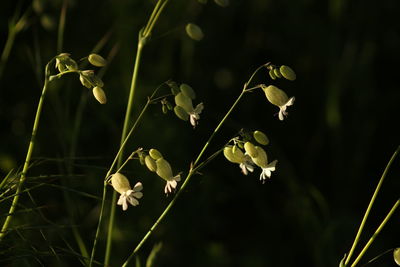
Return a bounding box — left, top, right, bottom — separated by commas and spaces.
262, 85, 295, 120
155, 158, 181, 194
244, 143, 278, 182
223, 146, 254, 175
111, 173, 143, 211
175, 92, 204, 127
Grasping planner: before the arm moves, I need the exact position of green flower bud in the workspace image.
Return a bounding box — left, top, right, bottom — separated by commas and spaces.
394, 248, 400, 266
111, 173, 131, 194
244, 142, 258, 158
252, 146, 268, 168
279, 65, 296, 81
223, 146, 245, 164
92, 75, 104, 87
88, 53, 107, 67
185, 23, 204, 41
253, 131, 269, 145
167, 80, 180, 95
214, 0, 229, 7
162, 105, 168, 114
166, 101, 173, 110
262, 85, 289, 107
175, 92, 194, 112
92, 87, 107, 104
174, 105, 189, 121
145, 155, 157, 172
273, 68, 282, 78
180, 83, 196, 99
156, 158, 173, 181
268, 69, 276, 80
149, 149, 163, 160
79, 70, 95, 88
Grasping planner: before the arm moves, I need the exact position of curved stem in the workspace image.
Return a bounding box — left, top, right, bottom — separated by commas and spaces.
0, 62, 52, 240
122, 64, 267, 266
351, 199, 400, 267
344, 145, 400, 265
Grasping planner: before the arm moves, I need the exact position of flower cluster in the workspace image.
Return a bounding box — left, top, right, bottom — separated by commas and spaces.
223, 130, 277, 183
54, 53, 108, 104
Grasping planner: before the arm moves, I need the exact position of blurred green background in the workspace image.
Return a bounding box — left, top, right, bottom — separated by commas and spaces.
1, 0, 399, 266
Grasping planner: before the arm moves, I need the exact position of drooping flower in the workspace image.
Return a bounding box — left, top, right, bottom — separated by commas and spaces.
111, 173, 143, 211
223, 145, 254, 175
262, 85, 295, 120
155, 158, 181, 194
244, 143, 277, 182
174, 92, 204, 127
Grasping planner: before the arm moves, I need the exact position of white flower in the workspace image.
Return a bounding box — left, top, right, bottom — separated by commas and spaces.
117, 182, 143, 211
262, 85, 295, 120
111, 173, 143, 211
164, 175, 181, 194
155, 158, 182, 194
245, 145, 278, 182
259, 160, 277, 183
239, 159, 254, 175
277, 97, 295, 121
188, 103, 204, 127
223, 145, 255, 175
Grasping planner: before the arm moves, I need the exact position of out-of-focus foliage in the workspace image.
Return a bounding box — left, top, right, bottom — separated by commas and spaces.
0, 0, 399, 266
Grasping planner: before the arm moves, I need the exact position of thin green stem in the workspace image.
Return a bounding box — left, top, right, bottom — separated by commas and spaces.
351, 199, 400, 267
344, 145, 400, 266
57, 0, 68, 54
104, 1, 169, 264
122, 64, 267, 266
0, 61, 53, 240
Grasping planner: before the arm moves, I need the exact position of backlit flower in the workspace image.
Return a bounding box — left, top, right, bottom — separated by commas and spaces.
111, 173, 143, 211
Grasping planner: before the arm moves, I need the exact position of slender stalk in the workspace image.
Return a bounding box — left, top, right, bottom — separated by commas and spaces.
0, 61, 52, 240
122, 64, 267, 266
344, 145, 400, 265
57, 0, 68, 54
351, 199, 400, 267
104, 1, 169, 264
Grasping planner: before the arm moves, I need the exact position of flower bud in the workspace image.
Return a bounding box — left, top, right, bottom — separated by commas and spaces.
262, 85, 289, 107
185, 23, 204, 41
111, 173, 131, 194
79, 73, 92, 88
253, 130, 269, 145
88, 53, 107, 67
273, 68, 282, 78
167, 80, 180, 95
92, 86, 107, 104
223, 146, 243, 163
156, 158, 173, 181
145, 155, 157, 172
92, 75, 104, 87
174, 105, 189, 121
149, 149, 163, 160
268, 69, 276, 80
279, 65, 296, 81
244, 142, 258, 158
175, 92, 194, 112
394, 248, 400, 266
180, 83, 196, 99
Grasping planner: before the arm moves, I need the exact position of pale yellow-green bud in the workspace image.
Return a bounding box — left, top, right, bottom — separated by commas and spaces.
268, 69, 276, 80
263, 85, 289, 107
253, 131, 269, 145
92, 75, 104, 87
273, 68, 282, 78
145, 155, 157, 172
156, 158, 173, 181
244, 142, 258, 158
149, 149, 163, 160
252, 146, 268, 168
92, 87, 107, 104
175, 92, 194, 112
394, 248, 400, 266
223, 146, 244, 164
279, 65, 296, 81
174, 105, 189, 121
185, 23, 204, 41
88, 53, 107, 67
111, 173, 131, 194
79, 73, 92, 88
180, 83, 196, 99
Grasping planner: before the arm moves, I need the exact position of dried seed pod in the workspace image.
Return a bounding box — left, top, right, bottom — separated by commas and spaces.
185, 23, 204, 41
145, 155, 157, 172
253, 131, 269, 145
244, 142, 258, 158
92, 86, 107, 104
149, 149, 163, 160
88, 53, 107, 67
174, 105, 189, 121
180, 83, 196, 99
279, 65, 296, 81
111, 173, 131, 194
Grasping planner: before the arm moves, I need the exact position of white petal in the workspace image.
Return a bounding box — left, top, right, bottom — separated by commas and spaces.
132, 191, 143, 199
133, 182, 143, 192
127, 196, 139, 206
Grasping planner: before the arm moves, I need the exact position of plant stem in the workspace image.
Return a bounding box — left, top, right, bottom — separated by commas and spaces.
104, 1, 169, 264
344, 145, 400, 266
351, 199, 400, 267
0, 62, 52, 240
122, 64, 267, 266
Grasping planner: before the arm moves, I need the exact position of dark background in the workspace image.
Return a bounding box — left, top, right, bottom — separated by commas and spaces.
0, 0, 399, 266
